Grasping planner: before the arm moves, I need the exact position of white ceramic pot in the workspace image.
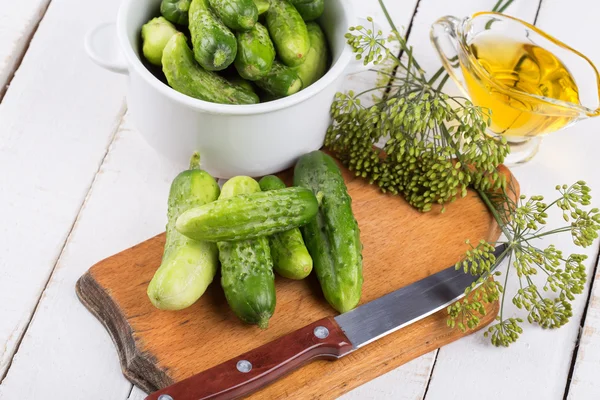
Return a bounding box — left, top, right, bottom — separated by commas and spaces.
85, 0, 358, 178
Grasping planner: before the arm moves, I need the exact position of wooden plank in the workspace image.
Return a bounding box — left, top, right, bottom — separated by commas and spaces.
422, 0, 600, 399
0, 0, 126, 382
0, 1, 424, 399
341, 355, 436, 400
567, 259, 600, 400
533, 1, 600, 397
0, 0, 50, 97
0, 116, 153, 399
340, 2, 542, 399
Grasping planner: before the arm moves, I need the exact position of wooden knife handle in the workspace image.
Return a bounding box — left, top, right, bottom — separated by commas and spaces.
144, 317, 353, 400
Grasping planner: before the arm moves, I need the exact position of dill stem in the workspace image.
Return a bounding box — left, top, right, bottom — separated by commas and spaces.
495, 0, 515, 13
377, 0, 425, 77
477, 189, 514, 242
499, 250, 513, 321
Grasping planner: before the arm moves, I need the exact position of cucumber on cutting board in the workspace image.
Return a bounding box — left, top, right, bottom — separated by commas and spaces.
294, 150, 364, 313
147, 153, 220, 310
259, 175, 313, 280
218, 176, 276, 329
176, 186, 318, 241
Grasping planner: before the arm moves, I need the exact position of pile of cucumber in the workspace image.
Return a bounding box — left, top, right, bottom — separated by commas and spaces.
140, 0, 330, 105
147, 151, 364, 329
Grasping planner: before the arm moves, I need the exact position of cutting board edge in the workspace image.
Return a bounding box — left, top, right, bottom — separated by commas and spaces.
76, 267, 500, 397
76, 270, 173, 393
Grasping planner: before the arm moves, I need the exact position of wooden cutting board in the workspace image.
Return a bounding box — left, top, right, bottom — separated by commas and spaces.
76, 163, 517, 399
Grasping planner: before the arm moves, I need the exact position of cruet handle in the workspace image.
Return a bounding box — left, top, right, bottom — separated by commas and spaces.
430, 16, 469, 96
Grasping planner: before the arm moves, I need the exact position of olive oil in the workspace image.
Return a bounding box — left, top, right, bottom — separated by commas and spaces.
461, 34, 581, 138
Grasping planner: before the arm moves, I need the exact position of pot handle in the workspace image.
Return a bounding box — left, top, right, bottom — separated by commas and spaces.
430, 16, 468, 95
84, 22, 128, 74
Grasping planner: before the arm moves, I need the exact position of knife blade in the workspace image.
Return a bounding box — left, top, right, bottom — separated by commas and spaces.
145, 244, 507, 400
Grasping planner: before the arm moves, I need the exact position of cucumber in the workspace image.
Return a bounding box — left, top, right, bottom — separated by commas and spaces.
266, 0, 310, 67
161, 0, 192, 25
147, 153, 220, 310
234, 22, 275, 80
189, 0, 237, 71
293, 22, 328, 87
290, 0, 324, 21
253, 0, 270, 14
208, 0, 258, 31
162, 33, 259, 104
176, 186, 318, 241
259, 176, 313, 280
294, 151, 363, 313
141, 17, 179, 66
218, 176, 276, 329
230, 76, 257, 96
256, 60, 302, 97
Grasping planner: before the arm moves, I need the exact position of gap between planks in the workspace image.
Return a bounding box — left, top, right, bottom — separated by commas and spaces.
562, 247, 600, 400
0, 104, 127, 385
0, 0, 52, 102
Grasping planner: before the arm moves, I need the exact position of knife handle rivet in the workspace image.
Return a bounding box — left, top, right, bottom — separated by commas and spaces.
314, 326, 329, 339
237, 360, 253, 373
158, 395, 174, 400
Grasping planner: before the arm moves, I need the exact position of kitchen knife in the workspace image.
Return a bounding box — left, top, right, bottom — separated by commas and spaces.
146, 244, 507, 400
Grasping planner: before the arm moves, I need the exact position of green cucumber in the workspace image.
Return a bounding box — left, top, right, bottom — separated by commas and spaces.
189, 0, 237, 71
162, 34, 259, 104
230, 76, 257, 96
234, 22, 275, 80
259, 176, 313, 280
290, 0, 324, 21
253, 0, 270, 14
176, 185, 318, 241
266, 0, 310, 67
208, 0, 258, 31
294, 151, 363, 313
218, 176, 276, 329
141, 17, 179, 66
147, 153, 220, 310
256, 60, 302, 97
161, 0, 192, 25
293, 22, 328, 87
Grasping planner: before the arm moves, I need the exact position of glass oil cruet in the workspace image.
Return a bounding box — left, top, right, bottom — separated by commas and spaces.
430, 12, 600, 165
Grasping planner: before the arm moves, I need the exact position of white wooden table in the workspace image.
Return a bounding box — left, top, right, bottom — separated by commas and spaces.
0, 0, 598, 399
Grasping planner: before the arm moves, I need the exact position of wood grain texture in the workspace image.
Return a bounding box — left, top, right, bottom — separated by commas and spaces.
77, 162, 516, 399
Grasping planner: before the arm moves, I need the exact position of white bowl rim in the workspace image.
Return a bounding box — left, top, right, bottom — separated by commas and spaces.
116, 0, 356, 116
